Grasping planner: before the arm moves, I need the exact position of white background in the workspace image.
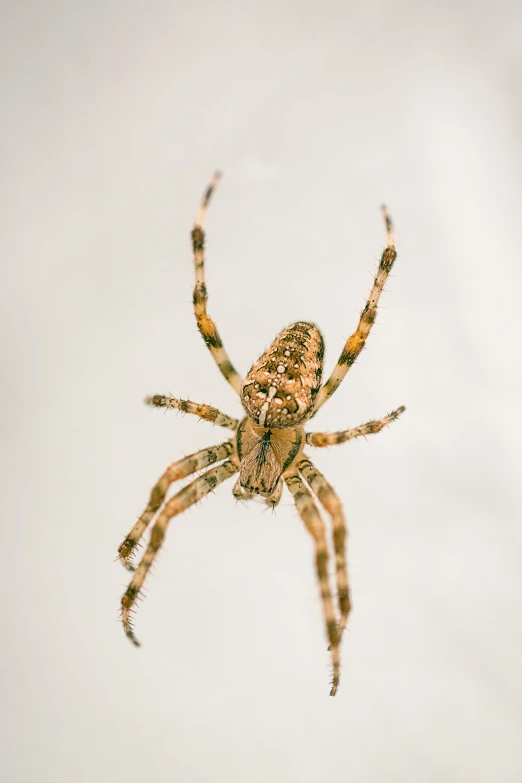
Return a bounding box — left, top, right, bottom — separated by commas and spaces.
2, 2, 521, 781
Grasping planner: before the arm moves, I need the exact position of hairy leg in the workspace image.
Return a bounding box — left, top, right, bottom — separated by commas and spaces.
299, 457, 350, 640
306, 405, 405, 447
192, 172, 242, 394
314, 206, 397, 412
121, 459, 238, 645
146, 394, 238, 430
285, 473, 341, 696
118, 441, 235, 570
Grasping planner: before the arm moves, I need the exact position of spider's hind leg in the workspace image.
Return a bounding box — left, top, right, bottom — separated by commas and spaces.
314, 206, 397, 413
192, 172, 243, 395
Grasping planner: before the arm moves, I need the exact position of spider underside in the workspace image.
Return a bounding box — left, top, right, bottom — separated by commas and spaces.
119, 173, 405, 696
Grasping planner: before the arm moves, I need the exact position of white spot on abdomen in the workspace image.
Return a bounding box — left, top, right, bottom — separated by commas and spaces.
258, 386, 277, 426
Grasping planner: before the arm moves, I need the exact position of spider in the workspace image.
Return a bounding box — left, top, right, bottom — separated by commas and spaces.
119, 172, 405, 696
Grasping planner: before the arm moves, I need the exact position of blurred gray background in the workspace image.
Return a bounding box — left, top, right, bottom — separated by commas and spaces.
2, 1, 521, 781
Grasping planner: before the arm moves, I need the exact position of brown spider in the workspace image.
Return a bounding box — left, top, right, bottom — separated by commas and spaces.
119, 172, 405, 696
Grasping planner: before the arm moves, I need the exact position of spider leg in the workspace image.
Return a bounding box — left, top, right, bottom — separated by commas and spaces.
298, 457, 350, 642
121, 459, 238, 645
118, 441, 235, 570
306, 405, 405, 447
284, 473, 341, 696
146, 395, 239, 430
314, 206, 397, 413
192, 172, 243, 395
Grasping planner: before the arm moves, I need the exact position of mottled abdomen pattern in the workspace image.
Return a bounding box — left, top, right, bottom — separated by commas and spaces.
241, 322, 324, 428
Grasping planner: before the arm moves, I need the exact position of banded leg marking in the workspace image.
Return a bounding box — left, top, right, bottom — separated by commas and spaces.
121, 459, 238, 645
192, 172, 242, 394
306, 406, 405, 448
299, 457, 350, 640
146, 394, 238, 430
118, 441, 235, 570
285, 473, 341, 696
314, 206, 397, 412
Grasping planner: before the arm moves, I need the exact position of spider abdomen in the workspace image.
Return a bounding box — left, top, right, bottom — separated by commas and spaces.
241, 321, 324, 428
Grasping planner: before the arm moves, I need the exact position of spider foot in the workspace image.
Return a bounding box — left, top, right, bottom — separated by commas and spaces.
327, 626, 341, 695
121, 587, 142, 647
118, 536, 140, 571
121, 611, 141, 647
329, 652, 341, 696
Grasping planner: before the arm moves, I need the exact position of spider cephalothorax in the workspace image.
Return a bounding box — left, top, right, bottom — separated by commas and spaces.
119, 173, 405, 696
236, 417, 303, 498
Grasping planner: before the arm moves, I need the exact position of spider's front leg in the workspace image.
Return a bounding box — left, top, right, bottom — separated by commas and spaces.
192, 172, 243, 395
285, 472, 342, 696
298, 457, 351, 642
118, 441, 235, 570
121, 459, 238, 645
